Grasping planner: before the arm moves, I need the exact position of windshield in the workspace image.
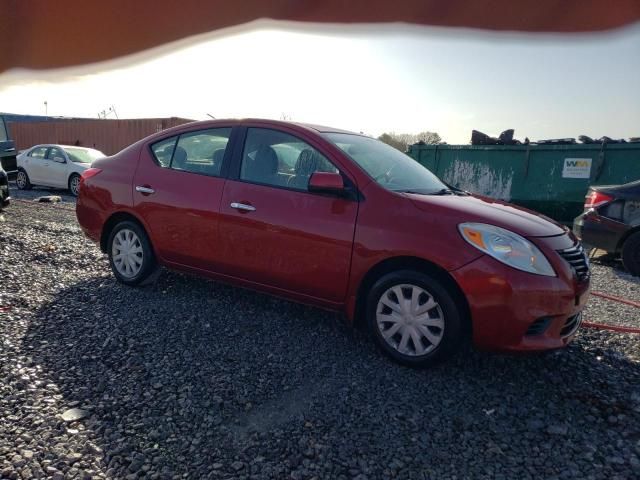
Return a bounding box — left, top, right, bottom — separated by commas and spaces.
323, 133, 447, 193
64, 147, 104, 163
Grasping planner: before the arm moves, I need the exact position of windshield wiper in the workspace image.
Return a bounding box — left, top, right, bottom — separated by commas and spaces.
429, 188, 456, 195
396, 187, 469, 196
394, 189, 435, 195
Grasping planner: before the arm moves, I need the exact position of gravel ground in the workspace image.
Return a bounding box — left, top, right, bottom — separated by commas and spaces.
584, 254, 640, 329
5, 186, 77, 204
1, 187, 639, 480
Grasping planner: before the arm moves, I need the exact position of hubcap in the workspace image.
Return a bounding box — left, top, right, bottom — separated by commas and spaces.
376, 284, 445, 356
70, 176, 80, 195
17, 172, 26, 188
112, 229, 144, 278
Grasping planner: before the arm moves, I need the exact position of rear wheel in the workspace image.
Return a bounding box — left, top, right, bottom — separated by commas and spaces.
366, 270, 466, 367
621, 232, 640, 276
16, 169, 32, 190
107, 221, 157, 286
68, 173, 81, 196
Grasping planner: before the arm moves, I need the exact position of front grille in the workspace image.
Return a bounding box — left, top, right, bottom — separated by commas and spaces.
557, 243, 590, 282
560, 312, 583, 337
525, 317, 552, 336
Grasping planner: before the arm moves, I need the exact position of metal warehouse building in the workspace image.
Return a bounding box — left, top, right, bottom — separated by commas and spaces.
3, 113, 193, 155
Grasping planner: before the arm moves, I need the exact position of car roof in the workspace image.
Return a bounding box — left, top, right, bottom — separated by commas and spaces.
28, 144, 100, 150
246, 118, 360, 135
57, 145, 100, 150
106, 118, 370, 150
160, 118, 363, 136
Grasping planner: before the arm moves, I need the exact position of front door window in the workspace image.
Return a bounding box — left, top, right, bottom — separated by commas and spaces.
240, 128, 338, 191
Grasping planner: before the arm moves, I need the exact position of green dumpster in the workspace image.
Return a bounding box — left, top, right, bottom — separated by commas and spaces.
407, 143, 640, 224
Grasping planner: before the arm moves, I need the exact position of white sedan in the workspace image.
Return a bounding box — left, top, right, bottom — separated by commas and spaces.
16, 144, 106, 196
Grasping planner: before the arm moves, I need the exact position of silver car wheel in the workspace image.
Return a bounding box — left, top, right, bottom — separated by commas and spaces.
376, 283, 445, 356
70, 175, 80, 196
112, 229, 144, 278
16, 171, 27, 189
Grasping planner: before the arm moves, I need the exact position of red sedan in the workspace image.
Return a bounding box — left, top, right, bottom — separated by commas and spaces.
76, 119, 590, 366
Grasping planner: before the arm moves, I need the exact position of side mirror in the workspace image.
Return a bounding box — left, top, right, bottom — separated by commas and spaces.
308, 172, 345, 195
53, 156, 66, 163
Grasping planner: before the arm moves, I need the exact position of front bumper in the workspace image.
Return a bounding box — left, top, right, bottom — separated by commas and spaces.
451, 241, 590, 352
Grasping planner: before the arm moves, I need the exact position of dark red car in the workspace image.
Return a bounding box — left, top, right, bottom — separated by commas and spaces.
76, 119, 590, 366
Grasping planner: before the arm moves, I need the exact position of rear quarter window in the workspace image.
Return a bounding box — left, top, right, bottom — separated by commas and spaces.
151, 136, 178, 167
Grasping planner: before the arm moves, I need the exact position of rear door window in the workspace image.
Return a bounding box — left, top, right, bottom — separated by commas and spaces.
151, 128, 232, 176
172, 128, 231, 177
47, 147, 66, 161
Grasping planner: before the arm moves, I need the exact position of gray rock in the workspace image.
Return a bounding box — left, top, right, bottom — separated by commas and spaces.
61, 408, 89, 422
35, 195, 62, 203
129, 457, 144, 473
67, 452, 83, 464
547, 425, 569, 436
21, 450, 34, 460
527, 419, 545, 431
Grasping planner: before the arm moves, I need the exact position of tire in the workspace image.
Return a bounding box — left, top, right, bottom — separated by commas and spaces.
621, 231, 640, 277
16, 169, 32, 190
68, 173, 81, 196
107, 221, 157, 286
366, 270, 466, 367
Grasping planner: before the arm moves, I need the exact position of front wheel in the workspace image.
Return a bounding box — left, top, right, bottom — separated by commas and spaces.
622, 232, 640, 277
107, 221, 157, 286
366, 270, 466, 367
16, 169, 32, 190
68, 173, 81, 196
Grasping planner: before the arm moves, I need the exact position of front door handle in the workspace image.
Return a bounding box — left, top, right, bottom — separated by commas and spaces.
135, 185, 155, 195
230, 202, 256, 212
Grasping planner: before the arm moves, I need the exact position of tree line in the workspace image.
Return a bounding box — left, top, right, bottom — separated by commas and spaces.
377, 131, 442, 152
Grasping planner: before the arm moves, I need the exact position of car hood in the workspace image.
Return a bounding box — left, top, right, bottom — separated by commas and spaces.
406, 193, 567, 238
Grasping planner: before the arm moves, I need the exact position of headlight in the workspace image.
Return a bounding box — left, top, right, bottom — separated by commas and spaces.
458, 223, 555, 276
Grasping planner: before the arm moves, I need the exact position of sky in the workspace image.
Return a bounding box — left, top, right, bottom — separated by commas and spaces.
0, 21, 639, 144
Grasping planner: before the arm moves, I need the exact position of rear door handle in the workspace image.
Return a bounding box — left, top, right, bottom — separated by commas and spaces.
4, 148, 15, 152
135, 185, 155, 195
230, 202, 256, 212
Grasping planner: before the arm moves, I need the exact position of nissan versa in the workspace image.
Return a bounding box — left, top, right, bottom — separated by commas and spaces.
76, 119, 590, 366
